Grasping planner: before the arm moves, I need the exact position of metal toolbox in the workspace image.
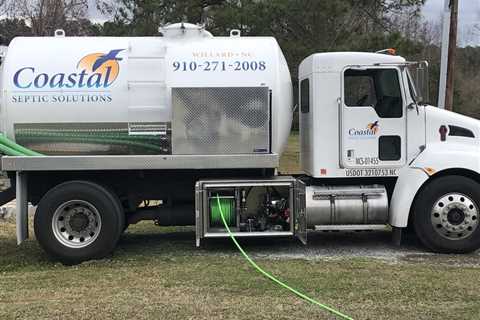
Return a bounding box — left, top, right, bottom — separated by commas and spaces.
195, 176, 306, 246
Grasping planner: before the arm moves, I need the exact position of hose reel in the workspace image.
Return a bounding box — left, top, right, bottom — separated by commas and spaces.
209, 196, 236, 227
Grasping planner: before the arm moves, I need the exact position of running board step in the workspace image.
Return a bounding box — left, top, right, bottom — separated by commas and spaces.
313, 224, 389, 231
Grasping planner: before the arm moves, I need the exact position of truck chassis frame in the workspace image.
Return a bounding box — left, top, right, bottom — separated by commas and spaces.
4, 153, 279, 244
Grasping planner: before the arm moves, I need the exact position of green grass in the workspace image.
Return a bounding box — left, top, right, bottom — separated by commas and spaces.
1, 134, 480, 319
1, 222, 480, 319
279, 131, 301, 174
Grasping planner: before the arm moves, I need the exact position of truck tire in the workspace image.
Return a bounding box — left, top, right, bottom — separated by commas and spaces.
413, 175, 480, 253
34, 181, 124, 264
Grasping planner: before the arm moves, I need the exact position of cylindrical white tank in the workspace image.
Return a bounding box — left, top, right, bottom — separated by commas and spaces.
0, 23, 292, 156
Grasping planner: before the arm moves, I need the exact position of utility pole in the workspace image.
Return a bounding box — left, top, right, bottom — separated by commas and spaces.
438, 0, 458, 110
445, 0, 458, 111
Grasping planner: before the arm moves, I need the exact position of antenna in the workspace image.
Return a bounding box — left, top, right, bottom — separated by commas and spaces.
200, 5, 208, 26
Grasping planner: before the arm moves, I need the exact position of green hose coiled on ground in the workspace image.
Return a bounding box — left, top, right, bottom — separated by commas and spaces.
210, 197, 236, 227
215, 194, 354, 320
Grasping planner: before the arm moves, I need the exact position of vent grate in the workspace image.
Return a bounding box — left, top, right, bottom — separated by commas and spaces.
172, 87, 270, 155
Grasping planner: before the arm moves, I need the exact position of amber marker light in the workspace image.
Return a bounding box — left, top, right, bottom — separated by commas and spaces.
423, 167, 436, 176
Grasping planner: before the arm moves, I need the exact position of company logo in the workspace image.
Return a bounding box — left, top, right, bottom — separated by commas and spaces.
366, 121, 379, 134
348, 121, 379, 138
13, 49, 125, 89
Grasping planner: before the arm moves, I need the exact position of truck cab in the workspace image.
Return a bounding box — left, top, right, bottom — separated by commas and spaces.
299, 52, 480, 253
299, 52, 427, 178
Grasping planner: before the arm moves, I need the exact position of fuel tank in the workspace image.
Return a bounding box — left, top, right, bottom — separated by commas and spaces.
306, 185, 389, 227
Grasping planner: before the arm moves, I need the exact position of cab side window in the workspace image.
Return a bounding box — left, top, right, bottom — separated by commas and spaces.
344, 68, 403, 118
300, 78, 310, 113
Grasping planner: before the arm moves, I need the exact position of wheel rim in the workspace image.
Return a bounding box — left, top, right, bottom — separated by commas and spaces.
52, 200, 102, 248
431, 193, 478, 240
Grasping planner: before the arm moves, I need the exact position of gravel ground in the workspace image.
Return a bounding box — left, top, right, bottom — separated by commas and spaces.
2, 200, 479, 267
134, 226, 480, 267
243, 231, 429, 262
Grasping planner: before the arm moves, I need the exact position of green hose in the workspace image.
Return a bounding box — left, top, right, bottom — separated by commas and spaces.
21, 135, 165, 153
215, 194, 354, 320
15, 129, 166, 154
0, 134, 44, 156
0, 143, 29, 156
16, 130, 162, 142
210, 197, 236, 227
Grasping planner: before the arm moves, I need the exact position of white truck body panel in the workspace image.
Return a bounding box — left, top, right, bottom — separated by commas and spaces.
390, 106, 480, 227
0, 24, 293, 156
389, 167, 429, 227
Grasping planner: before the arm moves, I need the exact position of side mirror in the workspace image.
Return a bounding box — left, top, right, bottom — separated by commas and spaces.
414, 61, 429, 105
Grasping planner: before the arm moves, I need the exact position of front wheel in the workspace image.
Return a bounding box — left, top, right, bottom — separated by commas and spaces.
413, 175, 480, 253
34, 181, 124, 264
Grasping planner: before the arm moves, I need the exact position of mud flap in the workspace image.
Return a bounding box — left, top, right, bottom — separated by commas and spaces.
294, 179, 307, 244
16, 171, 28, 244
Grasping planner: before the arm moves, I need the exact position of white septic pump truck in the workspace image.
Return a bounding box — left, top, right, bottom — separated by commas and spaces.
0, 23, 479, 264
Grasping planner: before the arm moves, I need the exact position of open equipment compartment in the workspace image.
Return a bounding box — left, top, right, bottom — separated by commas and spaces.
195, 177, 306, 246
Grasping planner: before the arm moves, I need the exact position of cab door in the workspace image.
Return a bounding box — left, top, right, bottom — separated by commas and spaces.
340, 66, 406, 171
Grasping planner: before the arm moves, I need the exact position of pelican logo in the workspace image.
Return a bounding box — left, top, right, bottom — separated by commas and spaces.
366, 121, 379, 134
13, 49, 125, 89
348, 121, 379, 139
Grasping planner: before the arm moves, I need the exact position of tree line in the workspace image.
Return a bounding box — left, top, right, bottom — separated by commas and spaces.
0, 0, 479, 119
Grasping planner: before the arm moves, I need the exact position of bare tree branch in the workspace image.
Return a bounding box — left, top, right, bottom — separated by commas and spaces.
10, 0, 88, 36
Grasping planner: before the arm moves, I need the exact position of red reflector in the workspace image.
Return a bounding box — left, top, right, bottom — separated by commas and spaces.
439, 125, 448, 141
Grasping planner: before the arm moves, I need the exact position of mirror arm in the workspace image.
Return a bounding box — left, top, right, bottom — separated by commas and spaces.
407, 102, 419, 115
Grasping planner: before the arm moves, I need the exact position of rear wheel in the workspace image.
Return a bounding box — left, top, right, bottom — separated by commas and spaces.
34, 181, 124, 264
413, 175, 480, 253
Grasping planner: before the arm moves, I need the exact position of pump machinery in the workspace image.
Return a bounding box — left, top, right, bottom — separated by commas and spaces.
1, 23, 480, 264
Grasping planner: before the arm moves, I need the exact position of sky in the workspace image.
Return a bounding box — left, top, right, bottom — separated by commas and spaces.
88, 0, 479, 46
422, 0, 480, 46
88, 0, 108, 23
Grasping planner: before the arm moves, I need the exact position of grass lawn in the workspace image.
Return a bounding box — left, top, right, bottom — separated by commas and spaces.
1, 133, 480, 319
279, 132, 301, 174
